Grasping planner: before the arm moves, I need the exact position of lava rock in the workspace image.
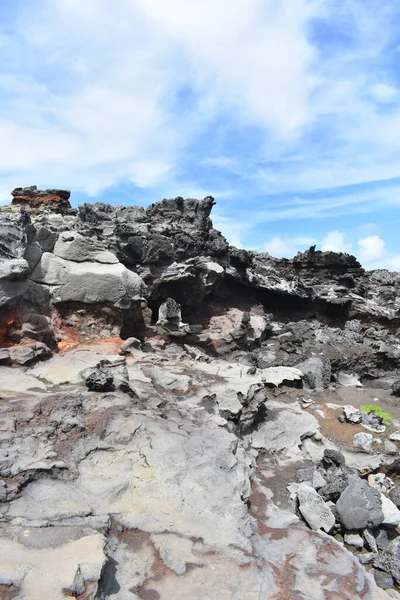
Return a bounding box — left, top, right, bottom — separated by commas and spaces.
336, 477, 384, 530
322, 449, 346, 468
388, 486, 400, 508
318, 473, 349, 503
344, 531, 364, 549
343, 405, 362, 424
353, 432, 374, 452
295, 356, 331, 391
85, 369, 114, 392
373, 569, 395, 589
297, 483, 335, 532
391, 380, 400, 397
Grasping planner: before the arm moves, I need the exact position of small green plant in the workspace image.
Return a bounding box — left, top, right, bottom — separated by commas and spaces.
360, 405, 392, 426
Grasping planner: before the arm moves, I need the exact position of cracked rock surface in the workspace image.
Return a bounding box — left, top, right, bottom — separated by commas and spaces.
1, 190, 400, 598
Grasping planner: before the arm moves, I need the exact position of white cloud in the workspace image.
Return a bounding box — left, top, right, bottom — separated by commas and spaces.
370, 83, 398, 104
321, 231, 353, 254
357, 235, 386, 262
357, 223, 382, 237
0, 0, 400, 252
0, 0, 319, 196
264, 235, 316, 257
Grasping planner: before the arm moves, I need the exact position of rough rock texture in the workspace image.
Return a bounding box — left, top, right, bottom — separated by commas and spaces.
11, 185, 72, 213
336, 477, 384, 530
1, 189, 400, 598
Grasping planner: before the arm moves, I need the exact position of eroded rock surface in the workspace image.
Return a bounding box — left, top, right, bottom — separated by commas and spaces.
1, 189, 400, 598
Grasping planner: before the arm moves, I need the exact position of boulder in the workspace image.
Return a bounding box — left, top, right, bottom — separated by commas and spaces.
295, 356, 331, 391
336, 477, 384, 530
297, 483, 335, 532
31, 253, 146, 307
0, 258, 30, 280
373, 569, 395, 590
0, 278, 28, 309
295, 466, 327, 490
8, 342, 52, 366
380, 494, 400, 527
343, 405, 362, 424
322, 449, 346, 468
353, 432, 374, 452
85, 368, 114, 392
81, 358, 135, 397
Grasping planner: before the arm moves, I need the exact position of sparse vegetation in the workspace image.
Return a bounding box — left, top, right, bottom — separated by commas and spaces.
360, 405, 392, 426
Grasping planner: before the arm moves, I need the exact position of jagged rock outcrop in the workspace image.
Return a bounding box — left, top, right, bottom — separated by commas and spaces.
2, 187, 400, 379
11, 185, 73, 213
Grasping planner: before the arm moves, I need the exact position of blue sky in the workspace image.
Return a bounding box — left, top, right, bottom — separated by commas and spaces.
1, 0, 400, 268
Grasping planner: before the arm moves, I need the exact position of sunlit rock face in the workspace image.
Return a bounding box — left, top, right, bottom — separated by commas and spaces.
0, 188, 400, 598
11, 185, 73, 213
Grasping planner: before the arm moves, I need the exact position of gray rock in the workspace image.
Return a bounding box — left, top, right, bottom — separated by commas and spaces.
0, 258, 30, 280
336, 477, 384, 530
157, 297, 182, 328
31, 252, 146, 307
343, 405, 362, 424
318, 473, 349, 503
0, 278, 28, 308
85, 369, 114, 392
322, 448, 346, 468
262, 366, 303, 388
353, 432, 374, 452
388, 486, 400, 508
381, 493, 400, 526
0, 212, 28, 259
295, 356, 331, 391
24, 242, 43, 271
344, 531, 364, 549
119, 337, 141, 355
363, 529, 378, 553
237, 382, 268, 434
385, 440, 398, 455
8, 342, 52, 365
53, 231, 119, 264
337, 372, 363, 387
391, 380, 400, 397
183, 344, 211, 362
297, 483, 335, 532
373, 569, 395, 589
358, 552, 376, 564
295, 466, 326, 490
374, 546, 400, 586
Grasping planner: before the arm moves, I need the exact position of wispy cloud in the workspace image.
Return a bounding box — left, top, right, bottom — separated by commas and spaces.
1, 0, 400, 271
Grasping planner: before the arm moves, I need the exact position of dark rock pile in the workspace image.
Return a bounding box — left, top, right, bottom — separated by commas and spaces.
294, 449, 400, 589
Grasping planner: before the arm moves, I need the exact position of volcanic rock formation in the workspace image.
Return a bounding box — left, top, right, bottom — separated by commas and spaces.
0, 187, 400, 599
